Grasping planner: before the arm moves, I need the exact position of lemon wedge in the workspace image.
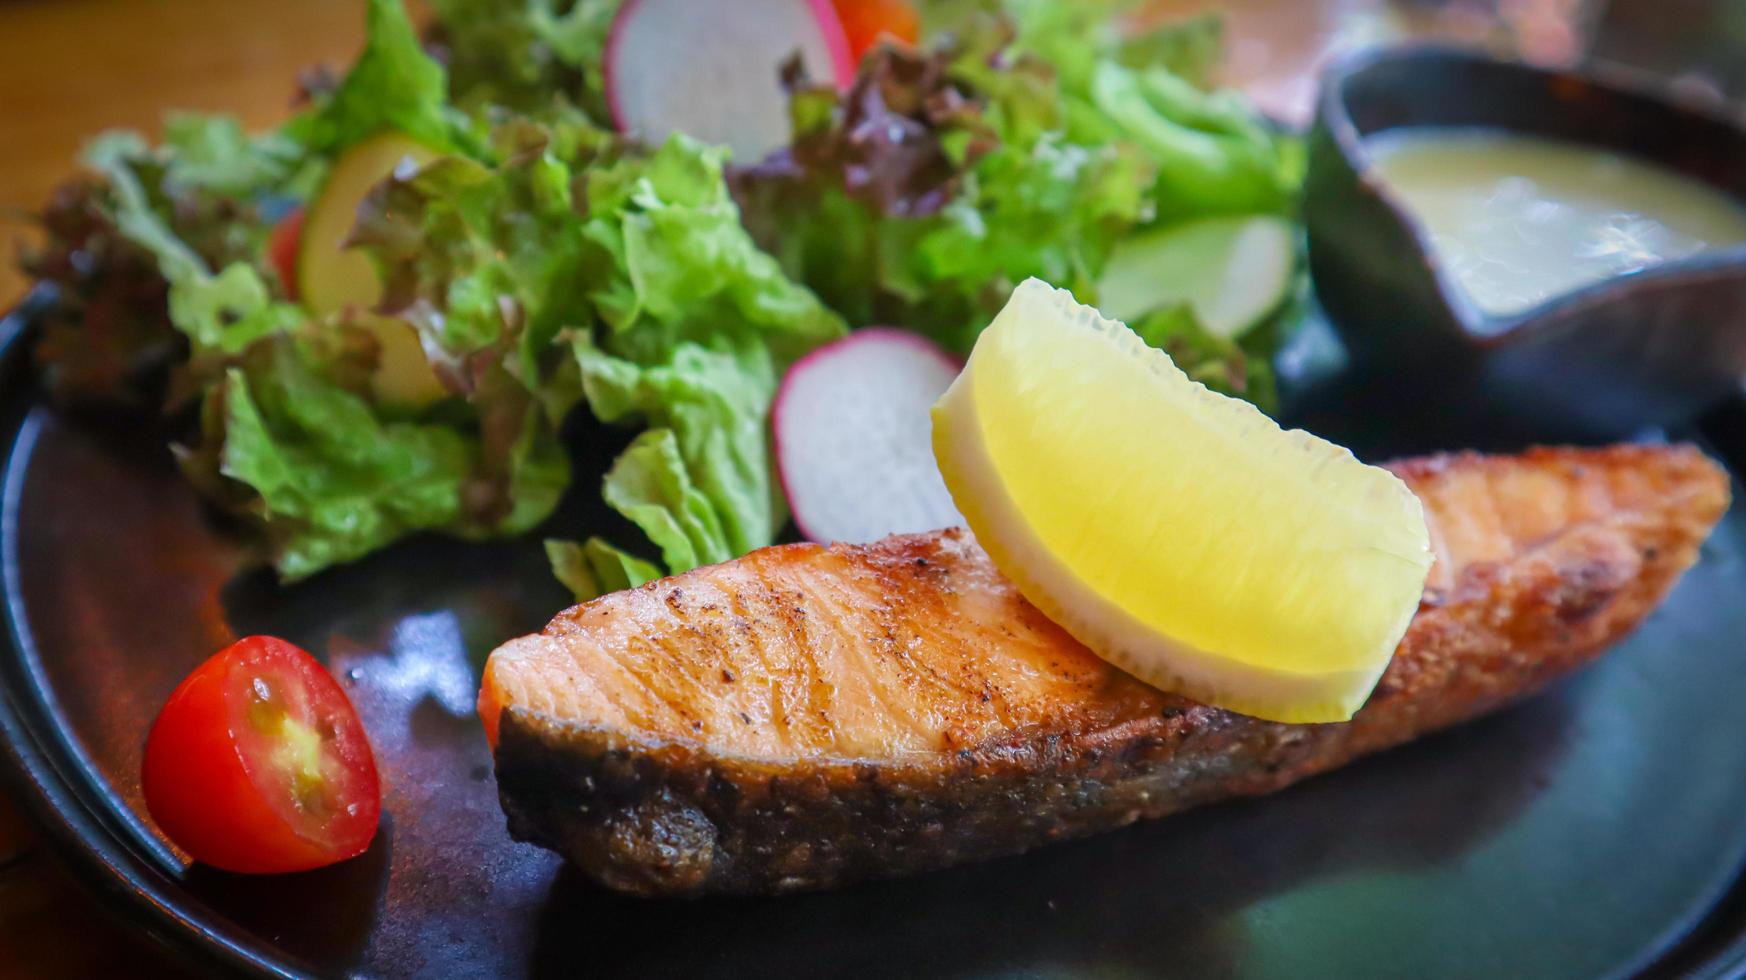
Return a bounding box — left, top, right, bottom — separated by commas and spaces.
931, 279, 1432, 722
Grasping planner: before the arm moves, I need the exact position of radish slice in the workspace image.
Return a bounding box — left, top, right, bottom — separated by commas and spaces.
775, 329, 966, 544
605, 0, 854, 163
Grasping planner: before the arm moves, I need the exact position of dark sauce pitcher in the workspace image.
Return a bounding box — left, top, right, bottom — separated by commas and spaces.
1305, 46, 1746, 441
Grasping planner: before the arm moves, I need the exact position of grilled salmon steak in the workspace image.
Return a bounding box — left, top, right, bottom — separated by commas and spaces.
480, 445, 1729, 896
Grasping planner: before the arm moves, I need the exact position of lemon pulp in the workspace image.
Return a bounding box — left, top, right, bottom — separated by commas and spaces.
931, 279, 1432, 722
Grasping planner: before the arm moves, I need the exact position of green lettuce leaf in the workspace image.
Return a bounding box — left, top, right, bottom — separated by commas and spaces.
188, 336, 568, 580
941, 0, 1225, 92
429, 0, 620, 122
38, 0, 1285, 594
84, 134, 304, 357
25, 177, 184, 407
427, 0, 560, 111
30, 101, 298, 408
1085, 60, 1298, 221
284, 0, 466, 157
546, 537, 660, 602
68, 2, 589, 580
354, 122, 842, 582
571, 134, 844, 569
71, 0, 480, 370
208, 355, 467, 578
526, 0, 619, 121
572, 332, 780, 562
597, 428, 732, 571
907, 134, 1155, 350
736, 6, 1303, 404
161, 113, 301, 198
351, 115, 613, 371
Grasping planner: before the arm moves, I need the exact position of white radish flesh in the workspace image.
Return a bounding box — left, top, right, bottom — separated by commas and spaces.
605, 0, 853, 163
775, 329, 966, 544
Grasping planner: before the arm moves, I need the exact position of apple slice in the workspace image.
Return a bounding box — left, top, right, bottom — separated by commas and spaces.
354, 315, 447, 413
298, 132, 439, 318
774, 328, 965, 544
605, 0, 854, 163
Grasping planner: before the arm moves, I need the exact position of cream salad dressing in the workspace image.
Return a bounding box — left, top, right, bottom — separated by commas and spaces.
1365, 128, 1746, 322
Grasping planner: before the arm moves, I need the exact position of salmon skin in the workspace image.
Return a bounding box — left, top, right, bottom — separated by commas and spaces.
480, 445, 1729, 896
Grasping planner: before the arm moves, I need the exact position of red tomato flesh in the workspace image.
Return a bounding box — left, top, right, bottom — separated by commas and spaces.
267, 208, 304, 302
142, 636, 380, 874
832, 0, 920, 63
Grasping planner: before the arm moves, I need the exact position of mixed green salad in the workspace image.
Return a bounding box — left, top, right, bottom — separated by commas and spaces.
22, 0, 1305, 597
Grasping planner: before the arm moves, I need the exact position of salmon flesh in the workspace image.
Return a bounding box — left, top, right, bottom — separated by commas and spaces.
479, 445, 1729, 896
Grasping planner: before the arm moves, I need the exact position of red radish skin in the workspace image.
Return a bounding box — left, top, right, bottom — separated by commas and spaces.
605, 0, 854, 163
774, 328, 967, 544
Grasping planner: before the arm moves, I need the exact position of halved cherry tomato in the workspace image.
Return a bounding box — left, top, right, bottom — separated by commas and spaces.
142, 636, 380, 874
266, 207, 304, 302
832, 0, 920, 63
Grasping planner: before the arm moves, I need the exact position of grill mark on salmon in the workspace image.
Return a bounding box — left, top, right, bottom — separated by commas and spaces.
479, 445, 1729, 896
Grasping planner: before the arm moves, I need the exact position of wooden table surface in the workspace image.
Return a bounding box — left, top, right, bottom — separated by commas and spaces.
0, 0, 1582, 975
0, 2, 371, 973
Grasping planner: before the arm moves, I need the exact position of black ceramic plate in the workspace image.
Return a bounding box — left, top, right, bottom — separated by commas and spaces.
4, 291, 1746, 980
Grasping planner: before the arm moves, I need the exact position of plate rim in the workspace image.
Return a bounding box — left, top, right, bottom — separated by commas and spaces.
0, 289, 306, 979
1, 288, 1745, 979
